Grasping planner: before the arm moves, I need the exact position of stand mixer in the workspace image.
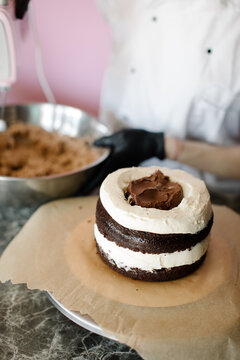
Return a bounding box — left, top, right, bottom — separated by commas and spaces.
0, 0, 16, 130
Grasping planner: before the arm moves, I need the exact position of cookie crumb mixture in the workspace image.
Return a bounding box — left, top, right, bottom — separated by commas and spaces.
0, 123, 100, 177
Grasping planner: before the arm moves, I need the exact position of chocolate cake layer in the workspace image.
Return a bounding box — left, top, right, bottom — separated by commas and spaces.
96, 199, 213, 254
96, 241, 207, 281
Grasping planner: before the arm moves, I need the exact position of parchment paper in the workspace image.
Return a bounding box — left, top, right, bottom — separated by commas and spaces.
0, 196, 239, 360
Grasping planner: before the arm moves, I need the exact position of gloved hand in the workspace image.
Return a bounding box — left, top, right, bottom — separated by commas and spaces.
15, 0, 31, 19
82, 128, 165, 194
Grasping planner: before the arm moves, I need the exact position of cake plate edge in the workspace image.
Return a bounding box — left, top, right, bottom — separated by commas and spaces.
46, 291, 117, 341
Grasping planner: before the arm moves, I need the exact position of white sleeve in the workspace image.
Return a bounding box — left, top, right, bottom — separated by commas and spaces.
224, 94, 240, 141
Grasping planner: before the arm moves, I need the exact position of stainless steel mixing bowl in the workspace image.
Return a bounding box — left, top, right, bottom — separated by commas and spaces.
0, 103, 110, 207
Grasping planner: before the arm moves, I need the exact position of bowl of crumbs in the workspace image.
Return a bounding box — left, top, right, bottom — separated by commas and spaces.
0, 103, 110, 207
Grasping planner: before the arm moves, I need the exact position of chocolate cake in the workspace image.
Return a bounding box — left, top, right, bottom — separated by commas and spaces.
94, 167, 213, 281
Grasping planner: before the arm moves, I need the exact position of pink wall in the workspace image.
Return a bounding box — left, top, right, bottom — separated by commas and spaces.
8, 0, 111, 117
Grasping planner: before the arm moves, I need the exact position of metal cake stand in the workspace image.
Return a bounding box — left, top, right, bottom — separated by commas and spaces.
46, 291, 116, 341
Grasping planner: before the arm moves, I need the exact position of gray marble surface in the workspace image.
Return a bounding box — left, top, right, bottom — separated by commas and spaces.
0, 207, 142, 360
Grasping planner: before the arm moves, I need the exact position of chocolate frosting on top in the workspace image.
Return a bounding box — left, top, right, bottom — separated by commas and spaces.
126, 170, 183, 210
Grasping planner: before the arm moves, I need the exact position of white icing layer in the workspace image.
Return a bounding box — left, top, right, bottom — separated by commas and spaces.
94, 224, 209, 272
100, 166, 212, 234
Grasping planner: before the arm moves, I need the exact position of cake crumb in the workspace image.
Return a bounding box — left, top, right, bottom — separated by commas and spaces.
0, 122, 102, 177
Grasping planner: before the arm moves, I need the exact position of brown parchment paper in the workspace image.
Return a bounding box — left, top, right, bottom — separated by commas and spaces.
0, 197, 240, 360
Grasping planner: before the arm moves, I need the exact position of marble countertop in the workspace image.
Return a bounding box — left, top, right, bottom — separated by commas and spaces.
1, 196, 239, 360
0, 206, 142, 360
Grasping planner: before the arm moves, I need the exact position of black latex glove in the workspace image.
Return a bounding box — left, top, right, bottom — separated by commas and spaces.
82, 128, 165, 194
15, 0, 30, 19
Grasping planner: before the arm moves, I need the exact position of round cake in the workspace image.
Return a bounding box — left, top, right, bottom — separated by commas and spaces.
94, 166, 213, 281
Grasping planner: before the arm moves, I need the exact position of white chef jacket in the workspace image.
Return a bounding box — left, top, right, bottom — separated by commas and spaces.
96, 0, 240, 196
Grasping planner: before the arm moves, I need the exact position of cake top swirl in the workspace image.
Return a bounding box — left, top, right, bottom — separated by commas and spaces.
126, 170, 183, 210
